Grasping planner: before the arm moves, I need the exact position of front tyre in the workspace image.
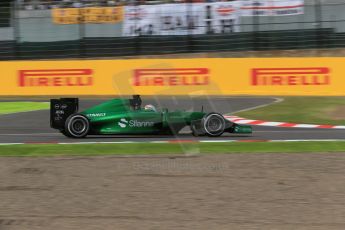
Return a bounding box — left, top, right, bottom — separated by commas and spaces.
202, 113, 226, 137
64, 114, 90, 138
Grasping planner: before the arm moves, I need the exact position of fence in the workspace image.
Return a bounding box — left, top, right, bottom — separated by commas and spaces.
0, 0, 345, 60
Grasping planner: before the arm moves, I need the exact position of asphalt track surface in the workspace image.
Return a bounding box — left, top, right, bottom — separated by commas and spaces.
0, 96, 344, 143
1, 98, 345, 230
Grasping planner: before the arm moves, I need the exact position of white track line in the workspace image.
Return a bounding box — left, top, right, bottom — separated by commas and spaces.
59, 141, 135, 145
229, 97, 284, 114
1, 139, 345, 146
0, 129, 340, 137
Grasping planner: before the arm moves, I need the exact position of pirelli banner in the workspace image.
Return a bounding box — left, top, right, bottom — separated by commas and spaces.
0, 57, 342, 96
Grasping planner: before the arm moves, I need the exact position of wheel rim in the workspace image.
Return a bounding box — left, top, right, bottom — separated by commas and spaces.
207, 117, 223, 132
204, 114, 225, 136
70, 118, 87, 135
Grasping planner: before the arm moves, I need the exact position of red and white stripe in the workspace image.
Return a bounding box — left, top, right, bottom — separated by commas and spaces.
224, 115, 345, 129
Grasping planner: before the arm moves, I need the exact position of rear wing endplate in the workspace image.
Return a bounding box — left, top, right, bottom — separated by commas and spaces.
50, 98, 79, 129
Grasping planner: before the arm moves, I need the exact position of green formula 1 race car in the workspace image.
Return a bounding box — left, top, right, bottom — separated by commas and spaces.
50, 95, 252, 138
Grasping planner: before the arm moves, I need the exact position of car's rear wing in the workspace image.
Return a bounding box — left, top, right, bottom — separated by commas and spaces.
50, 98, 79, 130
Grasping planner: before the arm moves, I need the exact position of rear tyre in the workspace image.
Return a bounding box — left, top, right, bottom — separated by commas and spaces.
202, 113, 226, 137
64, 114, 90, 138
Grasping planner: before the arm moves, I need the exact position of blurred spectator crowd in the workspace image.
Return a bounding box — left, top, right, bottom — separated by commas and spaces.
19, 0, 131, 9
17, 0, 235, 9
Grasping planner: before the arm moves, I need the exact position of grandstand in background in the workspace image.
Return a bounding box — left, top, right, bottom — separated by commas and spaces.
0, 0, 344, 60
18, 0, 237, 9
15, 0, 345, 9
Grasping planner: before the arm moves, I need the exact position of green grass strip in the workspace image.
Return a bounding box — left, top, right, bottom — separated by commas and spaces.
235, 97, 345, 125
0, 102, 49, 115
1, 142, 345, 157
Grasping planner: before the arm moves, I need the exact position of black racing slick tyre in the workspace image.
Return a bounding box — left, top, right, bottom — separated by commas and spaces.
202, 113, 226, 137
64, 114, 90, 138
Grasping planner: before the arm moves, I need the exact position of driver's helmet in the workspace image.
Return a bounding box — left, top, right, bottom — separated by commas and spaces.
144, 104, 157, 112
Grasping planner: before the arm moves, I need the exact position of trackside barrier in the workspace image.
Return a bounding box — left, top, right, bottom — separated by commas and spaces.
0, 57, 343, 96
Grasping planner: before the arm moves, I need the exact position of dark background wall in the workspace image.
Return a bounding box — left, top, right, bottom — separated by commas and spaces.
0, 0, 11, 27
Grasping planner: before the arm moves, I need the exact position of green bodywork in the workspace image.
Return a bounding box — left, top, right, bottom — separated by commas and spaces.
78, 98, 251, 135
80, 98, 204, 135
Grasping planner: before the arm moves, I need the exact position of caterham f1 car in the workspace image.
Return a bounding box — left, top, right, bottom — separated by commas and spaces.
50, 95, 252, 138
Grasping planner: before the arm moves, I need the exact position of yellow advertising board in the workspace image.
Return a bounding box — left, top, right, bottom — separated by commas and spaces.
52, 7, 123, 24
0, 57, 343, 96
